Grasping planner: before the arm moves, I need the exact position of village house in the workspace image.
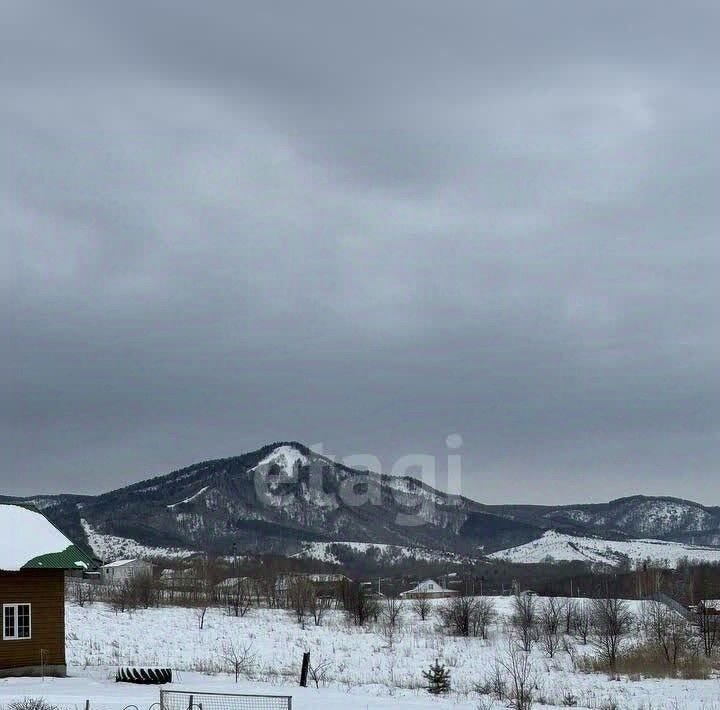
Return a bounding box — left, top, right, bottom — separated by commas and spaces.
100, 559, 155, 585
691, 600, 720, 616
399, 578, 459, 599
0, 503, 95, 677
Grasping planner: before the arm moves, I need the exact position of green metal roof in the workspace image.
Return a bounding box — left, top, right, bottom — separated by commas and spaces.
1, 502, 98, 571
23, 544, 96, 570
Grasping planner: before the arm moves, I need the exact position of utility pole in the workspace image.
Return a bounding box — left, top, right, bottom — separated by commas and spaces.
233, 542, 239, 615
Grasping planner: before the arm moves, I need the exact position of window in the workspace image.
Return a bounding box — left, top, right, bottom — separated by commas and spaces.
3, 604, 31, 640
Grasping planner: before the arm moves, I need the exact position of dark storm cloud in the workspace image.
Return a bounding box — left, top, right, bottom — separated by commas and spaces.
1, 2, 719, 502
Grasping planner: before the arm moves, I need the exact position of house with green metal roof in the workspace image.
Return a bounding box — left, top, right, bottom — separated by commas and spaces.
1, 503, 96, 677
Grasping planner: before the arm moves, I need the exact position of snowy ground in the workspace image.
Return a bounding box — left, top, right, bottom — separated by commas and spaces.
490, 530, 720, 568
2, 598, 720, 709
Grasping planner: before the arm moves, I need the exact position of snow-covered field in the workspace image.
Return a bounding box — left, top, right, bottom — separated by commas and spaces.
490, 530, 720, 568
2, 597, 719, 709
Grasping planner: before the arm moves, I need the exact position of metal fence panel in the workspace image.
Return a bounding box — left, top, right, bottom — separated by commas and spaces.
161, 690, 291, 710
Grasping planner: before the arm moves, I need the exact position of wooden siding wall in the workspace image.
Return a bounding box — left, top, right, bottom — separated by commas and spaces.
0, 569, 65, 669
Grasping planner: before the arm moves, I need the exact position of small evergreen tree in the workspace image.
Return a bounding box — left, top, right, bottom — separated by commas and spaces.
422, 658, 451, 694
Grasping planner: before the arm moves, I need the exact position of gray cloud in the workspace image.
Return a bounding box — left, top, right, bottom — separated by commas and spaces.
1, 2, 719, 503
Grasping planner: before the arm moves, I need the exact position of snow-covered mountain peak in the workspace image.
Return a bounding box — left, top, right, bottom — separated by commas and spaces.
250, 445, 309, 477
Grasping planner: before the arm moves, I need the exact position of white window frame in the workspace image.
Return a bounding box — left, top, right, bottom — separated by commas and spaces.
3, 603, 32, 641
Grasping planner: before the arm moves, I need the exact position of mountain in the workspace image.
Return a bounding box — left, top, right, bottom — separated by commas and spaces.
4, 443, 720, 565
2, 443, 540, 561
486, 496, 720, 546
488, 530, 720, 568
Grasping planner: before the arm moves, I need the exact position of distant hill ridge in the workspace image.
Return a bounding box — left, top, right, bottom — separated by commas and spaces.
3, 442, 720, 563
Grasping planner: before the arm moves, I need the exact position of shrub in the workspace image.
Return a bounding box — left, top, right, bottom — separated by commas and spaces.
439, 595, 495, 638
577, 641, 713, 679
8, 699, 59, 710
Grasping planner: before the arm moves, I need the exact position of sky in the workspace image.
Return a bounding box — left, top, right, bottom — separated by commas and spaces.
1, 2, 719, 504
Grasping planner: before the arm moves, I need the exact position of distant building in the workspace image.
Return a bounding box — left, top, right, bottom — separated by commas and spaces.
693, 600, 720, 616
399, 579, 459, 599
1, 503, 95, 677
100, 559, 154, 585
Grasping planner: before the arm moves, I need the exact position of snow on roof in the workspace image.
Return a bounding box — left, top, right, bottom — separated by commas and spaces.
0, 504, 80, 571
400, 579, 452, 595
215, 576, 248, 588
698, 599, 720, 611
102, 558, 140, 568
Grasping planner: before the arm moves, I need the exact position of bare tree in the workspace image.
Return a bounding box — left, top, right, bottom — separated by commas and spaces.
380, 595, 404, 646
573, 600, 591, 645
499, 642, 534, 710
564, 599, 577, 635
192, 555, 219, 629
310, 591, 332, 627
539, 597, 564, 658
440, 595, 485, 637
108, 580, 134, 613
343, 581, 379, 627
693, 601, 720, 658
260, 569, 280, 609
472, 597, 496, 640
381, 595, 404, 631
195, 591, 210, 629
412, 596, 431, 621
288, 576, 315, 626
226, 578, 253, 618
590, 596, 633, 670
308, 656, 333, 688
69, 579, 96, 607
510, 593, 537, 652
132, 571, 159, 609
221, 640, 256, 682
642, 600, 687, 666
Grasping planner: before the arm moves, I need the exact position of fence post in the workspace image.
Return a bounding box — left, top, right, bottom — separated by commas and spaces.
299, 652, 310, 687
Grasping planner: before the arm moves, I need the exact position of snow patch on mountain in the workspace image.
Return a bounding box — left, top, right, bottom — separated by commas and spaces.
251, 445, 309, 478
293, 540, 478, 566
81, 519, 196, 562
616, 500, 713, 536
489, 530, 720, 568
547, 509, 593, 524
167, 486, 209, 509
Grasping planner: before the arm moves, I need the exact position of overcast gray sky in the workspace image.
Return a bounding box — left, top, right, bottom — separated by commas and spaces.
1, 2, 719, 504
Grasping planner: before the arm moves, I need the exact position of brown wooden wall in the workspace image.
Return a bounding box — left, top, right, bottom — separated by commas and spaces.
0, 569, 65, 669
